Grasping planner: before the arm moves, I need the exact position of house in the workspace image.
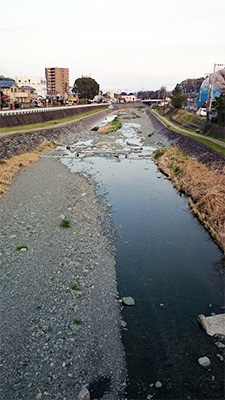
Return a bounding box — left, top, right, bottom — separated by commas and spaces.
0, 79, 38, 107
15, 76, 47, 99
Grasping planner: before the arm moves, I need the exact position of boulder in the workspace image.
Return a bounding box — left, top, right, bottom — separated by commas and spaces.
198, 314, 225, 336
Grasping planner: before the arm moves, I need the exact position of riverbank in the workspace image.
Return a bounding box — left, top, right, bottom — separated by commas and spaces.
153, 145, 225, 254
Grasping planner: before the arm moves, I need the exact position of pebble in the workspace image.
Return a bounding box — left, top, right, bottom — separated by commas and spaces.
122, 296, 135, 306
121, 320, 127, 328
78, 387, 90, 400
215, 341, 225, 349
216, 354, 224, 362
155, 380, 162, 388
198, 356, 211, 367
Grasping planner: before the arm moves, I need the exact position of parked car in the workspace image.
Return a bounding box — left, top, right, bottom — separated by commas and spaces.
196, 107, 207, 117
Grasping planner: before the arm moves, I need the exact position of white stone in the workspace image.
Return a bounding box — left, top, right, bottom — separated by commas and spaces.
216, 354, 224, 362
78, 387, 90, 400
198, 314, 225, 336
215, 341, 225, 349
155, 381, 162, 388
122, 296, 135, 306
198, 356, 211, 367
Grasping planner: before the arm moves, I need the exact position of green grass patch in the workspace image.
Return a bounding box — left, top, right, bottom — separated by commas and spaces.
71, 283, 81, 291
74, 318, 82, 325
0, 108, 107, 136
154, 149, 166, 159
173, 166, 183, 175
16, 245, 28, 251
111, 117, 122, 132
60, 219, 70, 228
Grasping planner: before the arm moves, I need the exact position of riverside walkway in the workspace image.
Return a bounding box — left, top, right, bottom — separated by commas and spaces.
151, 109, 225, 149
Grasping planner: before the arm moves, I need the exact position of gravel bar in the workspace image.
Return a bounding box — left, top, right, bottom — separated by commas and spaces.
0, 111, 126, 400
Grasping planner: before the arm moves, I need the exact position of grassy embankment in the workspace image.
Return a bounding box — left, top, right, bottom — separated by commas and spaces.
97, 117, 122, 134
0, 142, 57, 196
153, 146, 225, 254
0, 108, 106, 137
152, 109, 225, 156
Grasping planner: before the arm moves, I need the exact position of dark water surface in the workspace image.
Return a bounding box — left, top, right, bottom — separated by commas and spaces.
61, 148, 224, 399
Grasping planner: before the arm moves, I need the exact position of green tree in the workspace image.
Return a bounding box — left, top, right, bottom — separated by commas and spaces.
72, 77, 99, 100
171, 85, 187, 109
214, 94, 225, 125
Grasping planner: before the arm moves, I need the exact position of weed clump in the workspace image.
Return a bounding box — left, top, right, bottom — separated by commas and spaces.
71, 284, 81, 291
60, 219, 70, 228
16, 245, 28, 251
74, 318, 82, 325
154, 149, 166, 159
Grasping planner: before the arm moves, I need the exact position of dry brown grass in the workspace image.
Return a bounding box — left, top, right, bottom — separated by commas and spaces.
154, 145, 225, 254
97, 124, 113, 134
0, 141, 57, 196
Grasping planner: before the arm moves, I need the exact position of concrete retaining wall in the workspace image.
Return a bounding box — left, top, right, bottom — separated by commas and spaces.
0, 104, 107, 128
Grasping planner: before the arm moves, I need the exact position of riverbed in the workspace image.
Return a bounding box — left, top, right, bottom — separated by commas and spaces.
0, 106, 224, 400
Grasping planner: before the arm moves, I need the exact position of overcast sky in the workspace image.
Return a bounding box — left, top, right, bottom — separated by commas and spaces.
1, 0, 224, 92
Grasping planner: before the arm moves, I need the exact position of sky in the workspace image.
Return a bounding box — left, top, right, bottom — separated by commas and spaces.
0, 0, 225, 93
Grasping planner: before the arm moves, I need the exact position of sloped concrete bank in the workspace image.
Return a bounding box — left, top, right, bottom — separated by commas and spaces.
0, 105, 107, 128
0, 109, 111, 160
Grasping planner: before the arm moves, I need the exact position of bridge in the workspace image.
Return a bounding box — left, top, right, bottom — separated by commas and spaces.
142, 99, 164, 106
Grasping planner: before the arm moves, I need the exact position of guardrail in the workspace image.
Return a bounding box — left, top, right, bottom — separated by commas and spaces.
0, 103, 109, 117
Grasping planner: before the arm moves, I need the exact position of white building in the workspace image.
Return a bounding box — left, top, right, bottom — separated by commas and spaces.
15, 76, 47, 98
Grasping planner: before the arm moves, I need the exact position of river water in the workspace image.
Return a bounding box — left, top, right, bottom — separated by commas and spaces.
58, 113, 224, 400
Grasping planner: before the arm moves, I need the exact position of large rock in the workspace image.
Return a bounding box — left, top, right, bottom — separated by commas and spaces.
198, 314, 225, 336
198, 356, 211, 367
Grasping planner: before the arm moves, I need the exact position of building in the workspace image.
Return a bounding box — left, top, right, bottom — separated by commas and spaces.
121, 94, 137, 102
197, 68, 225, 108
15, 76, 47, 98
0, 79, 37, 106
45, 67, 69, 97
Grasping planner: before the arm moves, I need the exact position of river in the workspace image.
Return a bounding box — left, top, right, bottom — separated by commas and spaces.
58, 108, 224, 399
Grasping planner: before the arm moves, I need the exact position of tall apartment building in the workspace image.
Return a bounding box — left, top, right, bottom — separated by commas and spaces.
45, 67, 69, 97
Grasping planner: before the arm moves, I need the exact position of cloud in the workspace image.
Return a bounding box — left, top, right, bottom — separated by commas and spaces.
0, 26, 23, 32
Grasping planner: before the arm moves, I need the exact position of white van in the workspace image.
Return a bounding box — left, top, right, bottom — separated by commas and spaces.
196, 108, 207, 117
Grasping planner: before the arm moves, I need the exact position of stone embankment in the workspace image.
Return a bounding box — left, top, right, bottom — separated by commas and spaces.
0, 104, 107, 128
0, 109, 110, 160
